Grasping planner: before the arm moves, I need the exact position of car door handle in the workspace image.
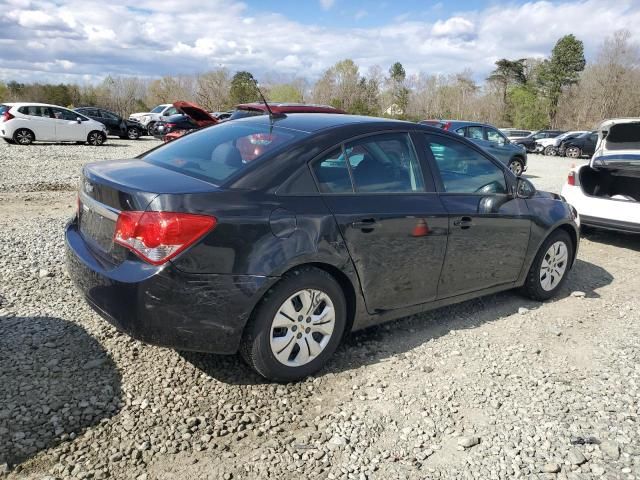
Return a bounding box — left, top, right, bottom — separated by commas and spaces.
453, 216, 473, 229
352, 218, 378, 231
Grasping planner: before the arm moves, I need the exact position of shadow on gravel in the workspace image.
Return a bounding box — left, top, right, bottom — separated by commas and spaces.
179, 351, 267, 385
0, 316, 121, 467
581, 228, 640, 252
183, 259, 613, 384
334, 258, 613, 371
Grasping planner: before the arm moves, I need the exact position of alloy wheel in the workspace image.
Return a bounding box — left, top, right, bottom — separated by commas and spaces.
509, 160, 524, 176
539, 241, 568, 291
88, 132, 104, 146
127, 128, 140, 140
15, 130, 33, 145
566, 147, 581, 158
270, 289, 335, 367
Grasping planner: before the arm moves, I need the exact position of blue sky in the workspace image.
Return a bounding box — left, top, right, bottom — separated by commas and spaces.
1, 0, 639, 84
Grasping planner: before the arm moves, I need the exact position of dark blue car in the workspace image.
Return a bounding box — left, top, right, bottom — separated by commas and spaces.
420, 120, 528, 176
66, 113, 578, 381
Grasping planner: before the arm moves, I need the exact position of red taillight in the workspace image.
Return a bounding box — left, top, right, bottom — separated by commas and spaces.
1, 111, 14, 122
442, 122, 452, 131
567, 171, 576, 186
164, 123, 176, 129
114, 211, 217, 265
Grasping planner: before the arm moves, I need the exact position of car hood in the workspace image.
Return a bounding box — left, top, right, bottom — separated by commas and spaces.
592, 119, 640, 169
129, 112, 149, 119
173, 101, 218, 127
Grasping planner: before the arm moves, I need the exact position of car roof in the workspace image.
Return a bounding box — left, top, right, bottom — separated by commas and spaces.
231, 113, 411, 133
8, 102, 68, 108
236, 102, 346, 114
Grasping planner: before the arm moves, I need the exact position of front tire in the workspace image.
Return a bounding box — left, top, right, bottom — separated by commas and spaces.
521, 229, 573, 301
543, 145, 556, 156
13, 129, 34, 145
87, 131, 106, 146
240, 267, 347, 382
509, 158, 524, 176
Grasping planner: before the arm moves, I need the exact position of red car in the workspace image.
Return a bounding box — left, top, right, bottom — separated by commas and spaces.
227, 103, 345, 121
159, 101, 218, 142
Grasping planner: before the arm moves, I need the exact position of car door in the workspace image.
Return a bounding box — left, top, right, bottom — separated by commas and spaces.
311, 132, 449, 313
483, 126, 511, 165
584, 132, 598, 156
50, 107, 85, 141
421, 133, 531, 299
100, 110, 124, 135
18, 105, 56, 140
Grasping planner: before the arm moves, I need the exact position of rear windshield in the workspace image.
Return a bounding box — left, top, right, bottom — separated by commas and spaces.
0, 105, 9, 115
143, 122, 306, 185
229, 109, 265, 120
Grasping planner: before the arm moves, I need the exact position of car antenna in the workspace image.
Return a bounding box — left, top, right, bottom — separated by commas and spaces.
254, 80, 284, 121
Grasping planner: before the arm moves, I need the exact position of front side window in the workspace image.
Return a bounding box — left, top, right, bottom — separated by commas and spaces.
144, 122, 305, 185
50, 107, 78, 121
312, 148, 353, 193
485, 128, 506, 145
346, 133, 425, 193
101, 111, 119, 121
164, 107, 178, 116
425, 135, 507, 194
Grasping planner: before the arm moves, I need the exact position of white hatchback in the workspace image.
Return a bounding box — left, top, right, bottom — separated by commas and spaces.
561, 118, 640, 233
0, 102, 108, 145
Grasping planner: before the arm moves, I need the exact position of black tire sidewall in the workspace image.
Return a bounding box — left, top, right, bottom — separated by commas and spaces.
524, 229, 573, 301
243, 269, 347, 382
509, 159, 523, 176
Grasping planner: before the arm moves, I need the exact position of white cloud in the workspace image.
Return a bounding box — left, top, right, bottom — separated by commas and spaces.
0, 0, 639, 85
319, 0, 335, 11
431, 16, 475, 38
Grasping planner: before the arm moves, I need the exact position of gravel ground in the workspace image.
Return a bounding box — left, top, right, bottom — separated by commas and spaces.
1, 141, 639, 480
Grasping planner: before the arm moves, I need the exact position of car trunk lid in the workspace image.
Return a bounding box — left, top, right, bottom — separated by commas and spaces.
592, 119, 640, 170
79, 159, 218, 264
173, 101, 218, 128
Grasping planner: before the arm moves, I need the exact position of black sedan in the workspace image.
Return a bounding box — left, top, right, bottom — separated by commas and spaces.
66, 114, 580, 381
512, 129, 565, 152
560, 131, 598, 158
75, 107, 144, 140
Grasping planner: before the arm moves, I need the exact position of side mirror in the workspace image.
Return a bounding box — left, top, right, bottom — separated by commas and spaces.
516, 177, 536, 199
76, 117, 83, 123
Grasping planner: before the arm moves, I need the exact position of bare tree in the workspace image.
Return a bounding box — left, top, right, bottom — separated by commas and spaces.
195, 69, 231, 111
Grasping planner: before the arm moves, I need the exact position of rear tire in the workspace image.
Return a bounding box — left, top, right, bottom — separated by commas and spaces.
521, 229, 573, 301
13, 129, 34, 145
126, 127, 140, 140
87, 131, 106, 146
543, 145, 555, 156
566, 146, 581, 159
240, 267, 347, 382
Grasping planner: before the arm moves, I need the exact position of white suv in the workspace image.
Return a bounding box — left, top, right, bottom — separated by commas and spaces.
1, 103, 108, 145
128, 104, 179, 131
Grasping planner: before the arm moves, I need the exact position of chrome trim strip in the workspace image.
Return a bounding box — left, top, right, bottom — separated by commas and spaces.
79, 190, 120, 221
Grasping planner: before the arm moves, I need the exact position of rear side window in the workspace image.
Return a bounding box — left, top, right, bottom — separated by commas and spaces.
466, 126, 483, 140
424, 135, 507, 194
312, 148, 353, 193
144, 122, 305, 185
346, 133, 425, 193
18, 105, 51, 117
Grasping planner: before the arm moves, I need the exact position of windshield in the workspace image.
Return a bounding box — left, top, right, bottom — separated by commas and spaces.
150, 105, 166, 113
143, 122, 306, 184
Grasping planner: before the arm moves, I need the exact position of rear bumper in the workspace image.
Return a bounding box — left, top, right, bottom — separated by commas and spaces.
65, 220, 275, 354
